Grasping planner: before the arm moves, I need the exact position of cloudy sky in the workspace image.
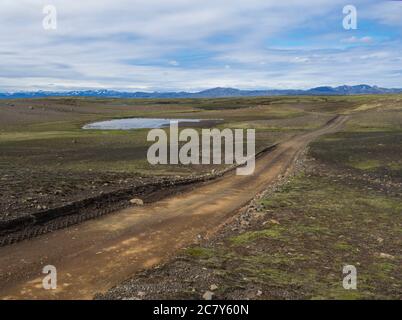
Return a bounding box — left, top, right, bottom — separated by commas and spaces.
1, 0, 402, 91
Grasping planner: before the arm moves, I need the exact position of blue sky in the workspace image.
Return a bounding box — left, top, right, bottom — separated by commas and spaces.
1, 0, 402, 91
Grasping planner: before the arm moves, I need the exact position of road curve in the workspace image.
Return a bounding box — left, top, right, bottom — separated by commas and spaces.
0, 115, 348, 300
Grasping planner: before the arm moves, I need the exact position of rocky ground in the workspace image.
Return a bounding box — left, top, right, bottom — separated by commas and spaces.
0, 169, 156, 222
99, 145, 402, 300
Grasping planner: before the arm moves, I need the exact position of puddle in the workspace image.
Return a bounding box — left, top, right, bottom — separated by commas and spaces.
82, 118, 219, 130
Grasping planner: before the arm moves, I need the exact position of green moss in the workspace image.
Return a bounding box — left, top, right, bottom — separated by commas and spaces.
333, 241, 353, 251
369, 262, 397, 281
230, 226, 284, 245
388, 162, 402, 170
260, 197, 295, 209
241, 252, 308, 267
312, 288, 368, 300
350, 160, 381, 170
259, 268, 308, 285
185, 247, 215, 259
294, 224, 331, 235
357, 196, 402, 212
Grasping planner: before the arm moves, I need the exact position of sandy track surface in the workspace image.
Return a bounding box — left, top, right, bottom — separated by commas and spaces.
0, 116, 348, 300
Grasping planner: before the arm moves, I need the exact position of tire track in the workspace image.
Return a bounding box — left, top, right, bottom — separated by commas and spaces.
0, 115, 348, 300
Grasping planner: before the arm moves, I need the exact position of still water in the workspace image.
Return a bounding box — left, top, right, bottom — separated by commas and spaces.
82, 118, 208, 130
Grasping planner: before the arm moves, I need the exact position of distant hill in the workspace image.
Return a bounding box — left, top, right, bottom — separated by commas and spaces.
1, 85, 402, 99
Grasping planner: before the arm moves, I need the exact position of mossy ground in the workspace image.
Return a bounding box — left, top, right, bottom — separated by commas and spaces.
168, 167, 401, 299
101, 104, 402, 299
0, 95, 339, 220
2, 95, 402, 299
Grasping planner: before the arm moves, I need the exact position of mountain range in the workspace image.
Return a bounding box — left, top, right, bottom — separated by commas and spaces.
1, 85, 402, 99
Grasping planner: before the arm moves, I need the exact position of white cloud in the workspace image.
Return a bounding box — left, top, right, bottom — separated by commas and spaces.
168, 60, 179, 66
0, 0, 401, 91
361, 1, 402, 28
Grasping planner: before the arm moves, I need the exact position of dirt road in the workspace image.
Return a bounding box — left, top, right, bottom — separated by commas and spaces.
0, 115, 348, 300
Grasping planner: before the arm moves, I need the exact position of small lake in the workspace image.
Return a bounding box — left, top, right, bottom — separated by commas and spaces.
82, 118, 219, 130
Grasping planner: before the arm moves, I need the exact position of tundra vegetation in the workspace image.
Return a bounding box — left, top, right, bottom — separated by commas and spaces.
1, 95, 401, 299
0, 95, 336, 220
97, 95, 402, 300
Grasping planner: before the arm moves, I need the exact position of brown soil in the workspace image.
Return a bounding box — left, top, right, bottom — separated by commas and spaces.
0, 116, 347, 300
100, 156, 401, 300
